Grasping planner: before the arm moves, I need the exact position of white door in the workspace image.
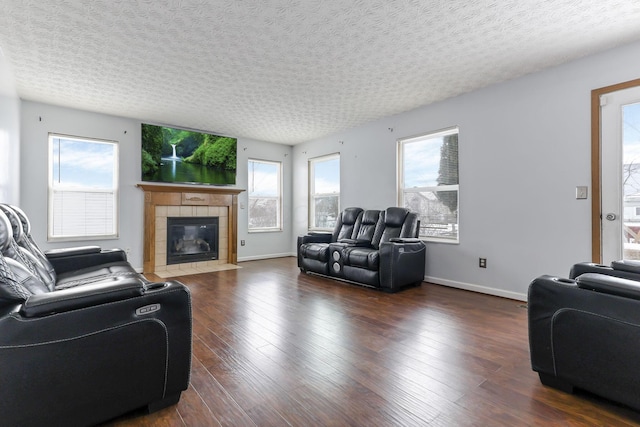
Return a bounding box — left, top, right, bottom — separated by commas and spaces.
601, 85, 640, 264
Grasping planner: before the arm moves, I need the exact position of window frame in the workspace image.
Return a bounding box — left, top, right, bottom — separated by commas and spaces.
247, 158, 283, 233
398, 127, 460, 244
48, 133, 119, 242
308, 153, 340, 231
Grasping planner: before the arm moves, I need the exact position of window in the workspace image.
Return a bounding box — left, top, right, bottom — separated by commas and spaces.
309, 153, 340, 230
398, 127, 459, 243
248, 159, 282, 231
48, 134, 118, 241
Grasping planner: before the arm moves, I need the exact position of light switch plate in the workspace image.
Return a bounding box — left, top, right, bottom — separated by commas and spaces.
576, 186, 588, 199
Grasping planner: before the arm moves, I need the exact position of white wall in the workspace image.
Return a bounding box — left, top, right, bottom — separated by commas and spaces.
19, 102, 294, 269
293, 40, 640, 301
0, 51, 20, 205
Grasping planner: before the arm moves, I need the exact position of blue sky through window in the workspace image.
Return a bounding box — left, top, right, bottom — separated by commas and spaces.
403, 137, 443, 188
51, 137, 116, 189
249, 160, 279, 197
314, 157, 339, 193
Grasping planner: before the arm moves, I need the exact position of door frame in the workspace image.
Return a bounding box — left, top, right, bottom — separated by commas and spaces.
591, 78, 640, 262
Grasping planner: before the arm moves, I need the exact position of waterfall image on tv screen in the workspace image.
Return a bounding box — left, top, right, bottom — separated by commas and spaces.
141, 123, 237, 185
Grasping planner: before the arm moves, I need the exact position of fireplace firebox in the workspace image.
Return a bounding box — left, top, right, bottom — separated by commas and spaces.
167, 217, 218, 265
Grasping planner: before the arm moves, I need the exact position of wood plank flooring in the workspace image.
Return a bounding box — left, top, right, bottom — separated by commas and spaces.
105, 257, 640, 426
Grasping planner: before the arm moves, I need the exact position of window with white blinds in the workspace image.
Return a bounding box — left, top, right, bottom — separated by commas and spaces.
398, 127, 459, 243
48, 134, 119, 241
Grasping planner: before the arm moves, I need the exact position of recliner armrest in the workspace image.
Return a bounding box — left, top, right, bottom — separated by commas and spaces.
20, 277, 145, 318
46, 248, 128, 274
299, 233, 332, 244
569, 261, 640, 281
611, 259, 640, 274
45, 245, 102, 258
389, 237, 421, 243
337, 238, 372, 247
576, 273, 640, 300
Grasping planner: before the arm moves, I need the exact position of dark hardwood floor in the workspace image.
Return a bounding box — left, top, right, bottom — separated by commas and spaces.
106, 257, 640, 426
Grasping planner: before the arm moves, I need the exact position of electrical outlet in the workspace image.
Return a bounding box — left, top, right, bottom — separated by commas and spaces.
479, 258, 487, 268
241, 240, 245, 246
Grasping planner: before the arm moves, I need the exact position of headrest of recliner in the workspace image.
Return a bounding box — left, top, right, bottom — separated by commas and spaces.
7, 205, 31, 235
361, 210, 380, 225
384, 207, 409, 227
341, 207, 363, 225
0, 205, 23, 243
0, 211, 13, 253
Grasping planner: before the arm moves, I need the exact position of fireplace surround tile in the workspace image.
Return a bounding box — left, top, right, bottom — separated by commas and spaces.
138, 184, 243, 276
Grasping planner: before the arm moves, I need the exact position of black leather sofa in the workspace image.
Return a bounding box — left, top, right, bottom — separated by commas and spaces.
528, 260, 640, 411
0, 205, 192, 426
297, 207, 426, 292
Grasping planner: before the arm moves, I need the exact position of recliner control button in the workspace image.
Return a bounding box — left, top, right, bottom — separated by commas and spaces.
136, 303, 161, 316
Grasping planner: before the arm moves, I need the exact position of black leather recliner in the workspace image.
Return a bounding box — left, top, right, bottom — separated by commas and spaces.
298, 207, 426, 292
0, 204, 140, 291
297, 207, 364, 275
529, 260, 640, 411
0, 207, 192, 426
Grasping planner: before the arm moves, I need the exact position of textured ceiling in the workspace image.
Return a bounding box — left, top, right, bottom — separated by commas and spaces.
1, 1, 640, 144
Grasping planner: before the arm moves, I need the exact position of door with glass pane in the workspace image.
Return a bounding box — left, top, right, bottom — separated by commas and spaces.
600, 85, 640, 264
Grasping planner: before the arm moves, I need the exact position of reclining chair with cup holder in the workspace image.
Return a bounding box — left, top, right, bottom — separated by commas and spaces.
529, 259, 640, 412
298, 206, 426, 292
0, 205, 192, 427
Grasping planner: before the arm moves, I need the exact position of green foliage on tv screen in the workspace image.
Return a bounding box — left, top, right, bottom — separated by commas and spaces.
184, 135, 237, 170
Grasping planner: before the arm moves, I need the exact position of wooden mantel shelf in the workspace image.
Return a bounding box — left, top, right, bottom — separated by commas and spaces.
137, 183, 244, 196
137, 184, 245, 274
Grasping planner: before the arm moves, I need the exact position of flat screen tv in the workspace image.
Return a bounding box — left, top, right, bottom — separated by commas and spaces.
141, 123, 237, 185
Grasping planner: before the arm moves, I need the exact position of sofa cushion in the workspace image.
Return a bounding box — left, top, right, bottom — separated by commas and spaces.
299, 242, 331, 263
377, 209, 403, 245
378, 207, 419, 245
333, 207, 363, 241
354, 210, 381, 243
344, 247, 379, 270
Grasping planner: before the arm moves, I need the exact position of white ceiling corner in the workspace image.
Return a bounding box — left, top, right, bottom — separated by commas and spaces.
1, 0, 640, 144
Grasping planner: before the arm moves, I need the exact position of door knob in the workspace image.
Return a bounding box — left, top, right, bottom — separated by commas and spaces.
606, 213, 617, 221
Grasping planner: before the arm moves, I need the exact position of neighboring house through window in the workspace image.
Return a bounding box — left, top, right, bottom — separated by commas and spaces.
248, 159, 282, 231
398, 127, 459, 243
309, 153, 340, 230
48, 134, 119, 241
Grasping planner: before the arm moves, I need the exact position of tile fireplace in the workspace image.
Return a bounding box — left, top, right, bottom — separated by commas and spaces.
137, 184, 243, 276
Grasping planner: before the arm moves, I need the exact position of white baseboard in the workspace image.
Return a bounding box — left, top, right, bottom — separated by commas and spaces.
238, 252, 296, 262
424, 275, 527, 302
